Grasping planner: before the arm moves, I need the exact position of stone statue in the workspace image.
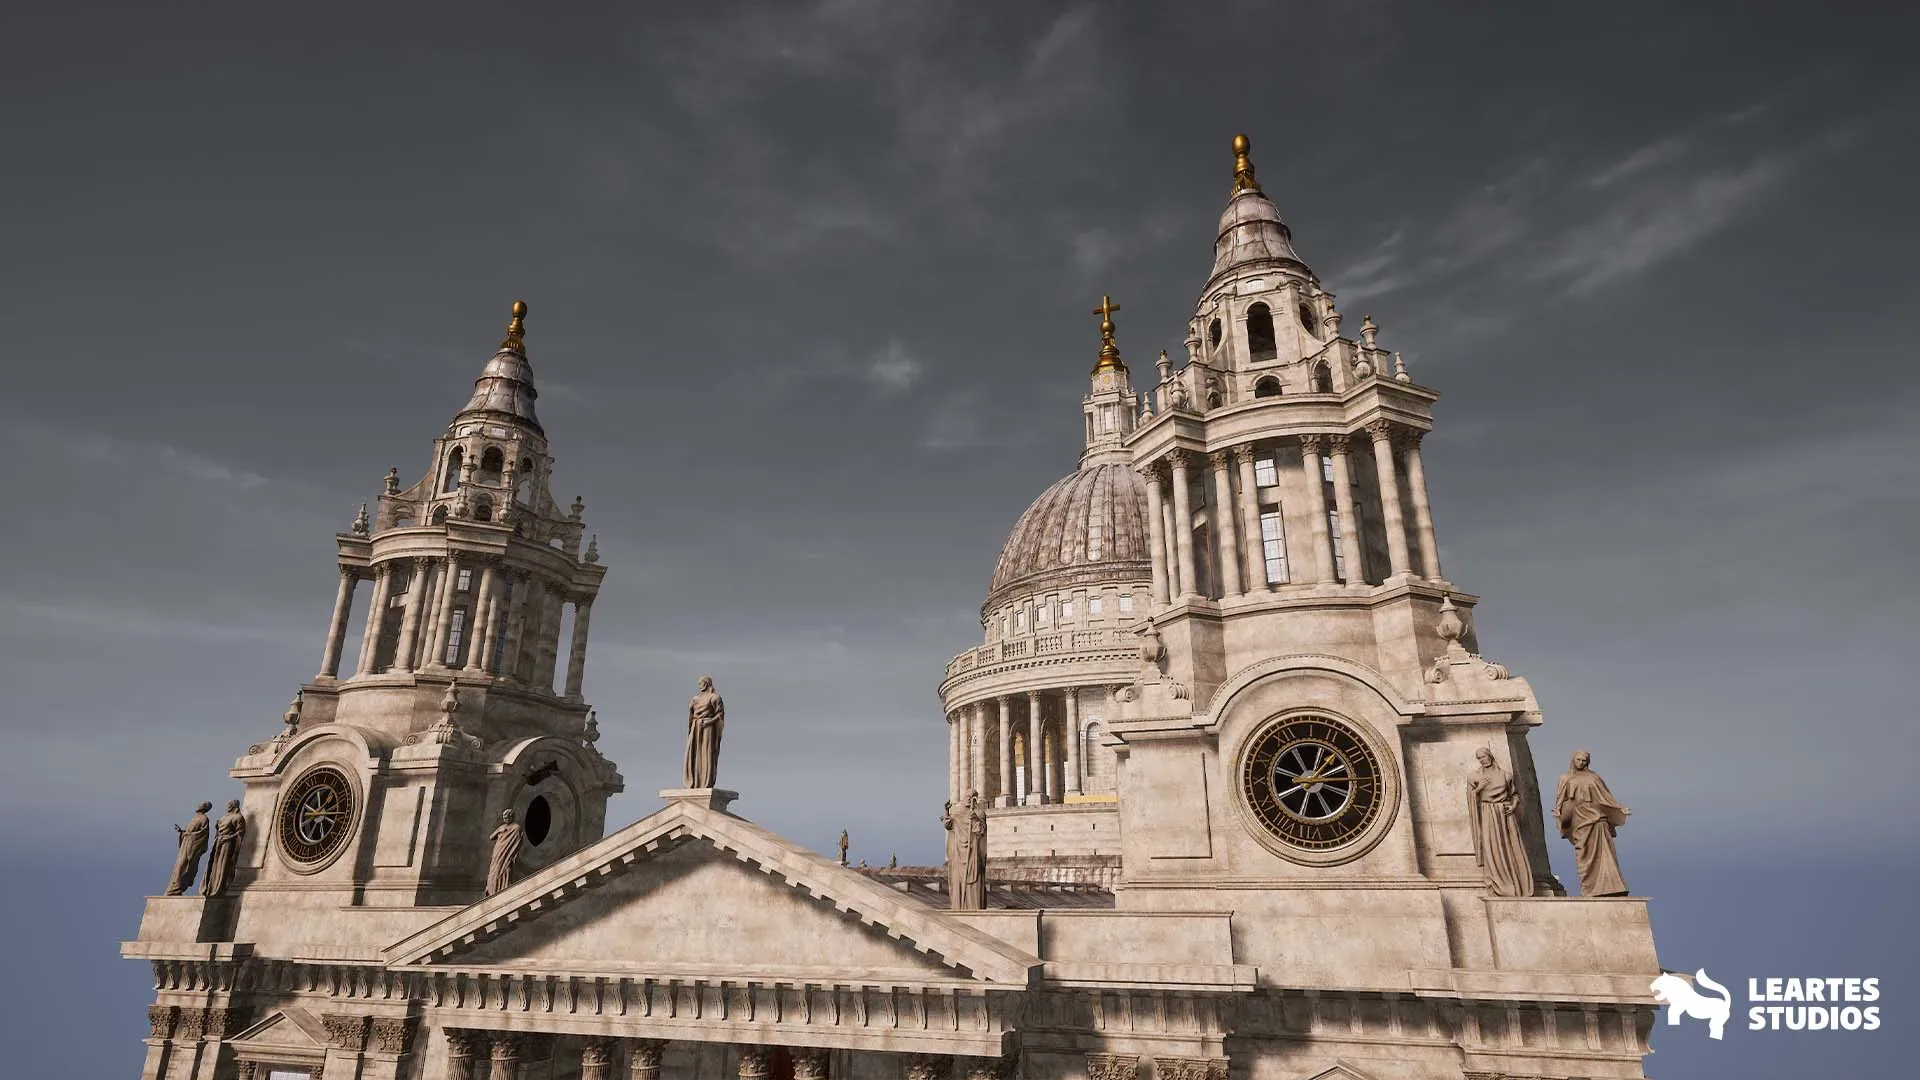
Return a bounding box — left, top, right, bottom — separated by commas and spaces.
485, 809, 524, 897
942, 791, 988, 910
682, 676, 725, 789
1554, 750, 1631, 897
1465, 748, 1535, 898
203, 800, 247, 898
837, 830, 849, 866
165, 802, 213, 896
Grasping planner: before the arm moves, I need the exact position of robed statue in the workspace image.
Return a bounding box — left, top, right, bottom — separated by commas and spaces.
941, 792, 988, 910
203, 800, 248, 897
164, 802, 213, 896
1465, 748, 1535, 898
837, 829, 849, 866
485, 809, 524, 897
683, 676, 725, 789
1554, 750, 1631, 896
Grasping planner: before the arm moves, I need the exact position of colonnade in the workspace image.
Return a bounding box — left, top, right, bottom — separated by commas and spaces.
315, 555, 596, 700
949, 687, 1100, 808
437, 1031, 1027, 1080
1138, 423, 1441, 604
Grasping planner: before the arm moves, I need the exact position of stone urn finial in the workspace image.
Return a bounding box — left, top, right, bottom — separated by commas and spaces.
1436, 594, 1463, 643
584, 534, 600, 564
582, 709, 600, 746
383, 466, 401, 495
351, 503, 370, 536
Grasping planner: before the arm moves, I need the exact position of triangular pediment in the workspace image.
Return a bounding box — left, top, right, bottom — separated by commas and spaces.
229, 1007, 329, 1059
1303, 1063, 1379, 1080
384, 795, 1038, 986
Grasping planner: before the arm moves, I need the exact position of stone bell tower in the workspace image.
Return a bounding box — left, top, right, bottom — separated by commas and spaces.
194, 302, 623, 928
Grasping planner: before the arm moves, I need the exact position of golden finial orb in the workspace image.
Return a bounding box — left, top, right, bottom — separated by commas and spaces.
1231, 133, 1261, 194
501, 299, 529, 350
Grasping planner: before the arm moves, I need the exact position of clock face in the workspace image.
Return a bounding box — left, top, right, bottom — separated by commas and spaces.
1241, 714, 1384, 851
277, 765, 357, 867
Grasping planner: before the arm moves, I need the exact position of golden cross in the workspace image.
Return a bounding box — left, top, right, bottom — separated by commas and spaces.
1092, 294, 1121, 329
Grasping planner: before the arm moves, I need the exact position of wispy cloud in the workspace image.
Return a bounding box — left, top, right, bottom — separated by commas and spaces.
2, 416, 274, 490
0, 595, 309, 646
866, 340, 925, 394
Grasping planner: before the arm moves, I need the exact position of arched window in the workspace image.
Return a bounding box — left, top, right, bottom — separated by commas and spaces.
474, 496, 494, 522
516, 457, 535, 504
524, 795, 552, 846
431, 505, 449, 524
1311, 361, 1334, 394
1299, 302, 1319, 335
1208, 318, 1223, 349
1245, 303, 1278, 361
1254, 376, 1282, 398
441, 447, 463, 492
479, 447, 505, 484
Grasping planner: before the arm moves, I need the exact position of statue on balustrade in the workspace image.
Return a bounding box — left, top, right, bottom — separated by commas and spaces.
203, 800, 248, 897
683, 675, 725, 789
486, 809, 524, 897
164, 802, 213, 896
1554, 750, 1631, 897
1466, 748, 1535, 898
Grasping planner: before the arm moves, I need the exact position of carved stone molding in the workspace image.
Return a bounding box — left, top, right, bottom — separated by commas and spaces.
147, 1005, 177, 1040
1207, 450, 1232, 471
321, 1013, 369, 1051
490, 1033, 525, 1064
1364, 418, 1395, 441
738, 1046, 772, 1080
1395, 428, 1425, 450
581, 1039, 614, 1068
1231, 443, 1257, 465
174, 1007, 207, 1040
1086, 1054, 1141, 1080
1152, 1059, 1226, 1080
792, 1048, 831, 1080
1326, 433, 1351, 454
204, 1007, 242, 1039
1166, 448, 1192, 473
906, 1054, 954, 1080
1298, 433, 1324, 455
1136, 461, 1166, 483
444, 1028, 486, 1058
1205, 1061, 1229, 1080
370, 1016, 416, 1055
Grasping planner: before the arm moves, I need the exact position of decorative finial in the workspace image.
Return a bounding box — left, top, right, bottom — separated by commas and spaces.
1231, 133, 1261, 193
351, 503, 370, 536
1361, 314, 1379, 350
570, 495, 585, 521
501, 299, 528, 352
1156, 349, 1173, 380
1393, 351, 1411, 384
283, 691, 303, 733
383, 467, 401, 495
582, 709, 600, 746
1436, 594, 1463, 643
584, 534, 600, 564
1090, 294, 1126, 375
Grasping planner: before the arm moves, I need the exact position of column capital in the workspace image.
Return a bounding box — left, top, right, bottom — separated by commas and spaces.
444, 1029, 487, 1058
737, 1046, 772, 1080
411, 555, 432, 569
1395, 427, 1427, 449
320, 1013, 369, 1051
337, 564, 362, 581
581, 1038, 615, 1068
792, 1048, 831, 1080
370, 1017, 415, 1055
1364, 417, 1396, 441
1166, 447, 1194, 472
1086, 1054, 1142, 1080
1207, 449, 1232, 471
1136, 459, 1167, 483
905, 1054, 954, 1080
627, 1038, 666, 1074
1326, 432, 1352, 454
1231, 443, 1257, 465
1298, 432, 1325, 455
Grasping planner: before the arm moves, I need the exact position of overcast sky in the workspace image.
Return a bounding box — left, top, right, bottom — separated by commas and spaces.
2, 2, 1917, 1074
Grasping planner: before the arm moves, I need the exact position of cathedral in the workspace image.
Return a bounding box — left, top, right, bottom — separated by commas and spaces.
126, 136, 1662, 1080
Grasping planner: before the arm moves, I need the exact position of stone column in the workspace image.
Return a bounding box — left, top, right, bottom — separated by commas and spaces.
445, 1030, 485, 1080
426, 555, 463, 668
581, 1038, 615, 1080
738, 1046, 771, 1080
1232, 445, 1268, 590
1208, 451, 1244, 596
1160, 496, 1180, 601
393, 557, 432, 673
1401, 430, 1443, 580
536, 584, 564, 690
1168, 450, 1199, 599
1298, 435, 1335, 584
948, 711, 961, 804
467, 565, 498, 672
1366, 419, 1412, 578
416, 559, 449, 670
1025, 690, 1046, 806
318, 568, 359, 678
970, 702, 988, 801
627, 1039, 665, 1080
563, 596, 594, 698
996, 696, 1014, 808
1063, 687, 1082, 796
488, 1033, 521, 1080
792, 1049, 830, 1080
1140, 462, 1170, 607
356, 564, 393, 675
1327, 435, 1366, 585
499, 571, 530, 679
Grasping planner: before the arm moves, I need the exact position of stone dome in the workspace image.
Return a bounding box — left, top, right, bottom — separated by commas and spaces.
1210, 187, 1305, 281
985, 462, 1152, 615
